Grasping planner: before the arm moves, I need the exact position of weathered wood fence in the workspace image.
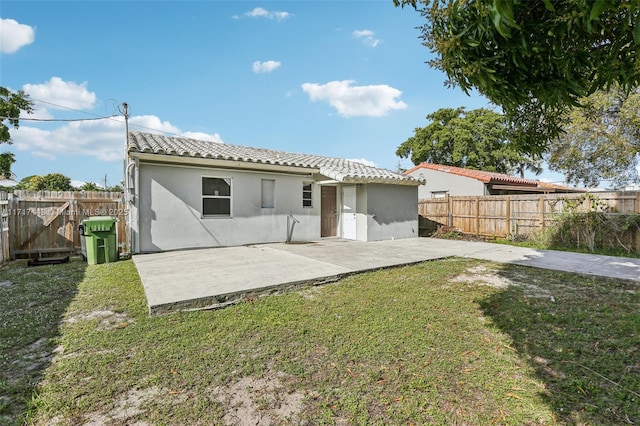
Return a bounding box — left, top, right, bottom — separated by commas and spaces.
3, 190, 127, 260
419, 192, 640, 250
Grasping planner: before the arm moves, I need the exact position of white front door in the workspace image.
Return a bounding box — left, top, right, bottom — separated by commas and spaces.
342, 186, 357, 240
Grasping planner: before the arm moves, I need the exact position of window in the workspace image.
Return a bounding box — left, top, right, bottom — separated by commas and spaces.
261, 179, 275, 208
202, 177, 231, 217
302, 183, 313, 207
431, 190, 448, 199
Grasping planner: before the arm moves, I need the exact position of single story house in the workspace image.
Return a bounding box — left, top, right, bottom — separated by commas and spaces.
405, 163, 582, 199
125, 131, 421, 253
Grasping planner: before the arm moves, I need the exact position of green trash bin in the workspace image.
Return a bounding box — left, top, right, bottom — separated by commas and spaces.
82, 216, 118, 265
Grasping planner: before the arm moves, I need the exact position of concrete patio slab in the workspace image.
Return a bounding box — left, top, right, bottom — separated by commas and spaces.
133, 238, 640, 314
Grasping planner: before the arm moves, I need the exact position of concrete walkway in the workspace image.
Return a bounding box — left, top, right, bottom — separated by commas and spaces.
133, 238, 640, 314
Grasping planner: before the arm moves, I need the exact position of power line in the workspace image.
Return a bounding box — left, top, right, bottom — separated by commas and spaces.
4, 115, 117, 122
29, 97, 120, 118
10, 98, 208, 142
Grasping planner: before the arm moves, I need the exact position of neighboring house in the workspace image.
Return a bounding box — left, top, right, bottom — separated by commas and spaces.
125, 131, 421, 253
405, 163, 583, 199
0, 177, 17, 188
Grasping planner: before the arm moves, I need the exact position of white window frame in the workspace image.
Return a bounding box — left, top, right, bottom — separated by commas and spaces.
302, 182, 313, 208
202, 176, 232, 218
431, 190, 448, 199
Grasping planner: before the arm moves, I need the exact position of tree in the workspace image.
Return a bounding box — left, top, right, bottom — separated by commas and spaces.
15, 175, 42, 191
79, 181, 102, 191
15, 173, 73, 191
1, 87, 33, 144
394, 1, 640, 151
0, 152, 15, 179
546, 87, 640, 188
396, 107, 540, 175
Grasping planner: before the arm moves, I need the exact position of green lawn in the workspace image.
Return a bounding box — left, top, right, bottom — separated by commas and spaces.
1, 257, 638, 425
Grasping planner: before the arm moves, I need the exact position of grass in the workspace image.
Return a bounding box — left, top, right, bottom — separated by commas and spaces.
1, 257, 638, 425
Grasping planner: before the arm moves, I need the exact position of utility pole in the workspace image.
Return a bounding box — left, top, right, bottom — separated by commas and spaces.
121, 102, 133, 254
123, 102, 129, 136
123, 102, 129, 175
122, 102, 129, 188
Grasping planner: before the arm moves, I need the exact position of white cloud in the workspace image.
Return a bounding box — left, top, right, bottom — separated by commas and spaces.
20, 107, 52, 120
243, 7, 291, 21
252, 60, 281, 74
348, 158, 376, 167
301, 80, 407, 117
129, 115, 181, 135
22, 77, 96, 110
0, 18, 35, 54
182, 131, 223, 143
353, 29, 380, 47
11, 115, 225, 162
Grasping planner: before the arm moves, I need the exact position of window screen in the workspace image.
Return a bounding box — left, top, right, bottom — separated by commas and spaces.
302, 183, 312, 207
202, 177, 231, 216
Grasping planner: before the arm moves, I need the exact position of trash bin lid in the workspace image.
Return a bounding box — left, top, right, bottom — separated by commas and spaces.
83, 216, 117, 232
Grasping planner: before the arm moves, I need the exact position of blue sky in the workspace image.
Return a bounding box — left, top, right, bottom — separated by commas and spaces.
1, 1, 564, 187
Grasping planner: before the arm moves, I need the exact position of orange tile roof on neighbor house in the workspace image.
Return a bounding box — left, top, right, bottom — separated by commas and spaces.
405, 163, 582, 192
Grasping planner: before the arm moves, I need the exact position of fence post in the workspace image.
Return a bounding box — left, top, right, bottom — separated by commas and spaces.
505, 196, 511, 238
539, 196, 546, 228
447, 195, 453, 227
475, 197, 480, 236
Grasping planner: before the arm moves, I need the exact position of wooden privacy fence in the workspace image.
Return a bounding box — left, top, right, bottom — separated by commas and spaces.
419, 192, 640, 249
5, 190, 127, 260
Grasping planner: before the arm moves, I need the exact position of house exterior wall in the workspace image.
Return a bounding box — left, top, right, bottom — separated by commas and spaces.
134, 162, 320, 252
355, 185, 368, 241
407, 168, 487, 198
365, 184, 418, 241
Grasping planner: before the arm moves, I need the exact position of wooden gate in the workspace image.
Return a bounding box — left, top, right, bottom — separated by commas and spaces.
8, 191, 127, 259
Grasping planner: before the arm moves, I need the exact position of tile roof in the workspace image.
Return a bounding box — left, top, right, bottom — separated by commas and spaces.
405, 163, 539, 185
128, 131, 419, 185
405, 163, 583, 192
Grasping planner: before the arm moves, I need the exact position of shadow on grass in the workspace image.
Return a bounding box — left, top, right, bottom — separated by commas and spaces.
0, 258, 87, 425
480, 263, 640, 425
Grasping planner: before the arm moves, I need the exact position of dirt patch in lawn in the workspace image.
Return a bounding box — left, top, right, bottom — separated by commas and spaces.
453, 265, 556, 301
83, 387, 162, 426
77, 371, 305, 426
212, 371, 305, 425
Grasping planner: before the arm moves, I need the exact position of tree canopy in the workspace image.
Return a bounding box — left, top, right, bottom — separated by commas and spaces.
15, 173, 74, 192
78, 181, 102, 192
546, 87, 640, 188
396, 107, 540, 176
394, 0, 640, 150
0, 152, 16, 179
1, 86, 33, 144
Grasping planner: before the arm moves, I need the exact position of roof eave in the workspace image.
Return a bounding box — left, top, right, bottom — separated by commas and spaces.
128, 151, 320, 175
